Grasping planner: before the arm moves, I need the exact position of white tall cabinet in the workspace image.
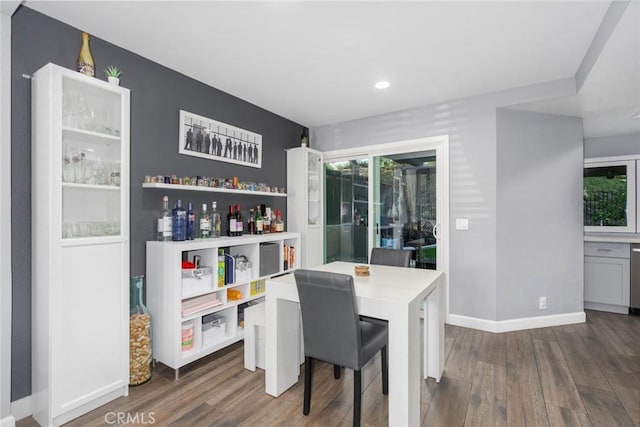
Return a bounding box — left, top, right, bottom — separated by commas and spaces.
286, 147, 324, 267
31, 63, 130, 426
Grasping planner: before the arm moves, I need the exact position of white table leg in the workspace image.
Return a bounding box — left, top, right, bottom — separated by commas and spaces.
387, 301, 422, 427
427, 278, 445, 382
265, 294, 300, 397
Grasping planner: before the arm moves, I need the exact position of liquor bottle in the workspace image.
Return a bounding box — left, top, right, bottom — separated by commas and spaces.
156, 195, 172, 241
270, 208, 277, 233
300, 128, 308, 148
199, 203, 211, 238
186, 202, 196, 240
76, 32, 95, 77
211, 202, 221, 237
275, 209, 285, 232
171, 199, 186, 241
235, 204, 243, 236
227, 204, 236, 236
263, 206, 271, 234
255, 205, 263, 235
248, 209, 256, 235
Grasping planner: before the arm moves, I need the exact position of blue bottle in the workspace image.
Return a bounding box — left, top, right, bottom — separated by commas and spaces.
186, 202, 196, 240
172, 199, 187, 241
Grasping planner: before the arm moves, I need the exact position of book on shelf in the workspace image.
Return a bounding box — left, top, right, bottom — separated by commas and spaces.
182, 293, 222, 317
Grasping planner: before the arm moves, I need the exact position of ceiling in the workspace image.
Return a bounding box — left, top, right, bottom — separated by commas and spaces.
23, 1, 640, 138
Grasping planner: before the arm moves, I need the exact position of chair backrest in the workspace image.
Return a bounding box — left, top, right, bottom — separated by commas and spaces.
294, 269, 362, 369
369, 247, 411, 267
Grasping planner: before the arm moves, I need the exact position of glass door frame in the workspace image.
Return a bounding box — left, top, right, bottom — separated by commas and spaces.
323, 135, 450, 319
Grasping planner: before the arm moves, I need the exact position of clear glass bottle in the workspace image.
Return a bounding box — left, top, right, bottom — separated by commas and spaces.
211, 201, 221, 238
186, 202, 196, 240
199, 203, 211, 238
172, 199, 186, 241
76, 32, 95, 77
157, 195, 172, 241
129, 275, 152, 385
255, 205, 263, 235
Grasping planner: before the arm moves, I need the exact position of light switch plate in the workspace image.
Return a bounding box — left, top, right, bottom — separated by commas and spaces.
456, 218, 469, 230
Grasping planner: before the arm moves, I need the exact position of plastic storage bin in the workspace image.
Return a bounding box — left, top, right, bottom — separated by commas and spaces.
182, 266, 213, 296
202, 313, 226, 345
259, 243, 279, 276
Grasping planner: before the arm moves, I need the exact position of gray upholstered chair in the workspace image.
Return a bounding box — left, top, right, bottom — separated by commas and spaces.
369, 247, 412, 267
294, 269, 388, 427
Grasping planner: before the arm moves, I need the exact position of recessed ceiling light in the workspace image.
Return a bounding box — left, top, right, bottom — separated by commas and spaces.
375, 81, 390, 90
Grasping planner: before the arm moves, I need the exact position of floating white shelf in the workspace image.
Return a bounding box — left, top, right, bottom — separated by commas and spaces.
142, 182, 287, 197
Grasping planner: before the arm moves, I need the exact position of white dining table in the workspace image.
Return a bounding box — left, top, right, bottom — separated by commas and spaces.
264, 261, 445, 427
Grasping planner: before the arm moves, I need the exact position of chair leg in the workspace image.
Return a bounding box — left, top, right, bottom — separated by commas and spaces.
381, 345, 388, 395
353, 370, 361, 427
303, 356, 313, 415
334, 364, 341, 379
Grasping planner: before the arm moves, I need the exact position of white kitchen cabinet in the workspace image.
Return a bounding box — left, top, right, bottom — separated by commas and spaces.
31, 63, 130, 426
286, 147, 324, 267
146, 233, 300, 377
584, 242, 630, 314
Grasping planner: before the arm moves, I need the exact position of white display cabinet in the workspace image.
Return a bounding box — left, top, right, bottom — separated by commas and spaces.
146, 233, 300, 378
286, 147, 324, 267
31, 63, 130, 426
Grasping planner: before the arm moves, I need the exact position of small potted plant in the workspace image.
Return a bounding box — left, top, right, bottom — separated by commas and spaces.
105, 65, 122, 86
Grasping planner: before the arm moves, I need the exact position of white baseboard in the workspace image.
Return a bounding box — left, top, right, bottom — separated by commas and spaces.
0, 415, 15, 427
448, 311, 586, 333
10, 395, 31, 422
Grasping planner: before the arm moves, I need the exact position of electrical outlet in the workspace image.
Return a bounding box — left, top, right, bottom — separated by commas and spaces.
539, 296, 547, 310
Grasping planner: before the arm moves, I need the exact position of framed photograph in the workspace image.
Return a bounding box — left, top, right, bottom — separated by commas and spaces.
179, 110, 262, 168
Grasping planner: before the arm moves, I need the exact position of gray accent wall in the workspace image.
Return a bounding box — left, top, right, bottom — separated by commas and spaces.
496, 109, 584, 320
584, 133, 640, 157
312, 78, 581, 323
11, 6, 302, 400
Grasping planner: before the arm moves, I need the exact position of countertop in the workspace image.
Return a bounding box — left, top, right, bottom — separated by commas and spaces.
584, 233, 640, 244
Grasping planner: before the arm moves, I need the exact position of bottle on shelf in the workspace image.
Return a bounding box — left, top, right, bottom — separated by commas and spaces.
255, 205, 263, 235
275, 209, 285, 232
227, 204, 236, 237
76, 32, 95, 77
248, 209, 256, 235
211, 201, 221, 238
199, 203, 211, 239
157, 195, 172, 241
270, 208, 277, 233
171, 199, 187, 241
263, 206, 271, 234
186, 202, 196, 240
235, 204, 243, 236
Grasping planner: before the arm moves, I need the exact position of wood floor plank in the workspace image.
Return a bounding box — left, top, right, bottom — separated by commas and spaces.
505, 331, 549, 427
464, 360, 507, 427
577, 383, 636, 427
532, 337, 585, 412
423, 376, 473, 427
546, 404, 592, 427
444, 327, 482, 380
553, 328, 611, 391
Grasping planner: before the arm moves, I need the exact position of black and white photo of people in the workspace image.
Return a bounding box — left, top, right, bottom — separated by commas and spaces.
179, 110, 262, 168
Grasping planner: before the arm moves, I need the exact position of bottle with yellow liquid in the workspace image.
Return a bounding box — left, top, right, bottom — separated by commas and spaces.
76, 32, 95, 77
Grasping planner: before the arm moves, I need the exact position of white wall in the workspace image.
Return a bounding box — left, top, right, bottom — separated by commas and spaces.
496, 109, 584, 321
312, 78, 579, 323
584, 133, 640, 158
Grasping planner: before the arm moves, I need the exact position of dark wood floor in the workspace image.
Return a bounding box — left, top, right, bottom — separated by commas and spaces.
18, 310, 639, 426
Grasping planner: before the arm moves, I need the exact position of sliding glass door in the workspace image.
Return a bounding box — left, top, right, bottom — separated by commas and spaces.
324, 159, 369, 263
372, 151, 437, 269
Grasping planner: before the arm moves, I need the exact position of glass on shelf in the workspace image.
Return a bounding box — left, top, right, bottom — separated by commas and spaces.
62, 221, 120, 239
63, 76, 121, 137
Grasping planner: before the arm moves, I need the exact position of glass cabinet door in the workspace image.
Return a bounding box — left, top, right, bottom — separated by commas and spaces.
307, 150, 322, 226
61, 76, 124, 239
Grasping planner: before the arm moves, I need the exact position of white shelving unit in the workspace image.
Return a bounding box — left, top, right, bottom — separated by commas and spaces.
142, 182, 287, 197
146, 233, 300, 376
286, 147, 324, 267
32, 63, 130, 426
